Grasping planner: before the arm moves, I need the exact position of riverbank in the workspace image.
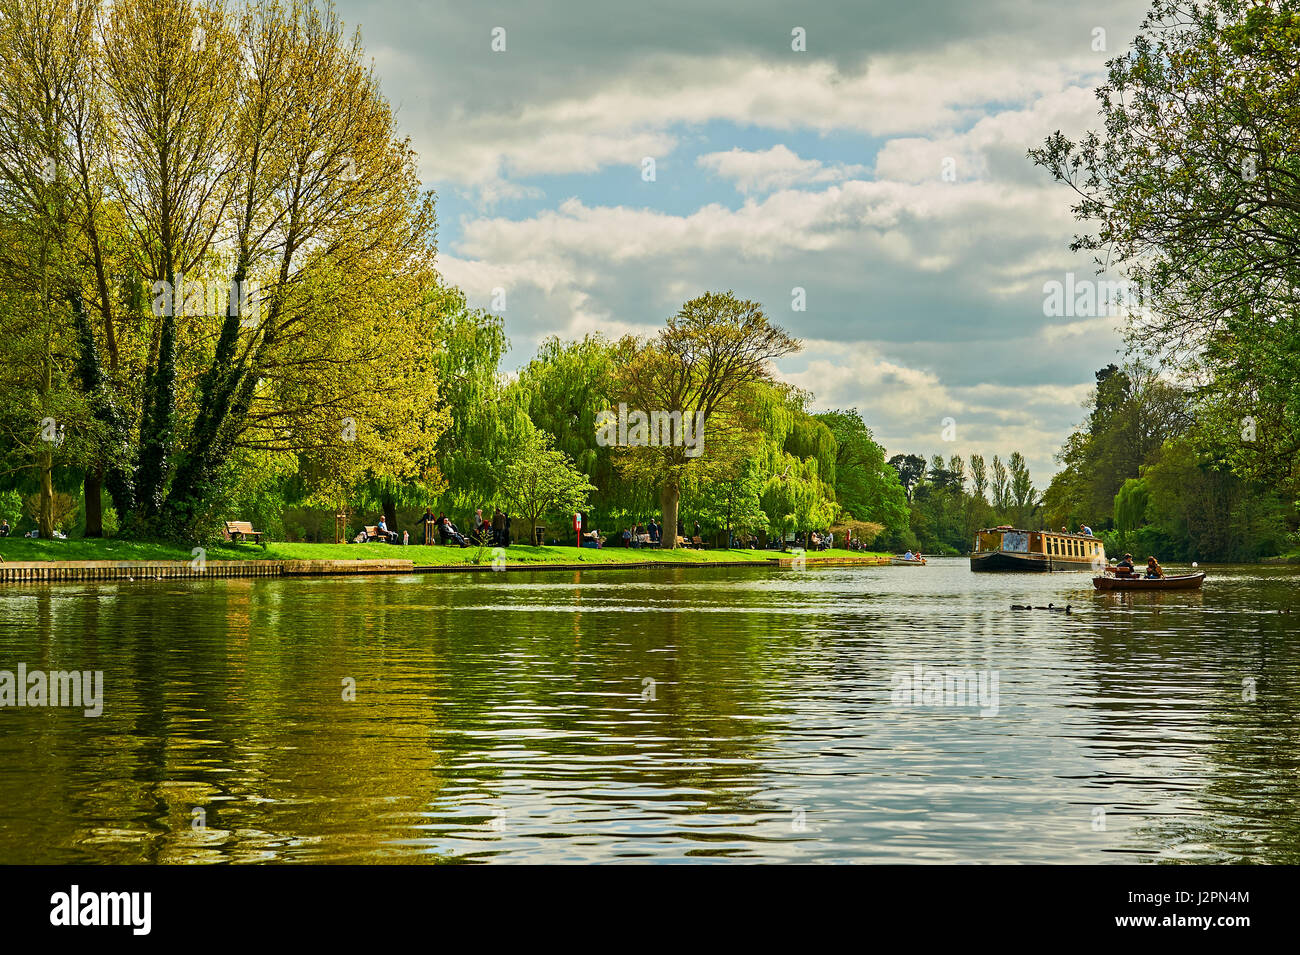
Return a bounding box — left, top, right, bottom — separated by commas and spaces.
0, 538, 891, 580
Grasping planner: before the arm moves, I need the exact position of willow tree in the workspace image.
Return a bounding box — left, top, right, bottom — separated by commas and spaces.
516, 334, 652, 523
612, 291, 799, 549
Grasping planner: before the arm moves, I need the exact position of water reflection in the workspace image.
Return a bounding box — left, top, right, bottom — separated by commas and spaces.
0, 560, 1297, 863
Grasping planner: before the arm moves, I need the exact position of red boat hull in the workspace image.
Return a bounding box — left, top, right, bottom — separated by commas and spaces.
1092, 572, 1205, 591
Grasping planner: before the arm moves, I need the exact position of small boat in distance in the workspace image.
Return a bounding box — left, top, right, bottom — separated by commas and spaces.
1092, 572, 1205, 591
890, 555, 927, 566
970, 526, 1104, 572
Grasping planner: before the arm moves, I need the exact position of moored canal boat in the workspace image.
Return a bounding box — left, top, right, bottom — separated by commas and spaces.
969, 526, 1105, 572
1092, 571, 1205, 591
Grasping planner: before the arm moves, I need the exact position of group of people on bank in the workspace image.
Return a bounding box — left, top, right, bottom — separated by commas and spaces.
354, 508, 513, 548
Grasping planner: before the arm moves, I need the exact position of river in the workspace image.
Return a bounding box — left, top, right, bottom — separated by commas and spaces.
1, 558, 1297, 863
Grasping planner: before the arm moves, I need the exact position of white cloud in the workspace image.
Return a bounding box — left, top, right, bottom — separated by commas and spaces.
394, 46, 1110, 188
697, 144, 869, 193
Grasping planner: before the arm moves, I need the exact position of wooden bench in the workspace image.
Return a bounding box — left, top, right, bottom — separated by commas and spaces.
363, 524, 397, 543
224, 520, 266, 547
691, 535, 707, 549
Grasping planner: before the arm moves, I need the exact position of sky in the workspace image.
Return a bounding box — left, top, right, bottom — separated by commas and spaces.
334, 0, 1152, 481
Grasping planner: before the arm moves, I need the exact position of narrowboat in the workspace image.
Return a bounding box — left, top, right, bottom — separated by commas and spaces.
969, 526, 1105, 572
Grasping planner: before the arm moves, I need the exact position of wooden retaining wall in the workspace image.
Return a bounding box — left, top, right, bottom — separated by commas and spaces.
0, 554, 891, 583
0, 559, 414, 583
775, 555, 891, 568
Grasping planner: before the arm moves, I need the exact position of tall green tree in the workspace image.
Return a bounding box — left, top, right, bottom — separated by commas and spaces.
613, 291, 799, 549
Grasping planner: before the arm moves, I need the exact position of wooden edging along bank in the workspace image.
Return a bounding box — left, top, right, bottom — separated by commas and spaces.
0, 554, 892, 584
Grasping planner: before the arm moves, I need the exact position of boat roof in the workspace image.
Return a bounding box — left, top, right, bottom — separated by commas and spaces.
979, 527, 1099, 538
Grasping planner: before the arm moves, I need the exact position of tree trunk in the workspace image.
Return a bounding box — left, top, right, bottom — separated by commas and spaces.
39, 450, 53, 538
39, 237, 53, 539
381, 493, 397, 532
137, 310, 177, 519
659, 482, 680, 549
83, 471, 104, 537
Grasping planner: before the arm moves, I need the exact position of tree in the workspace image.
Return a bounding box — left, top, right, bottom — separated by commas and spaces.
501, 424, 596, 546
1030, 0, 1300, 503
817, 409, 909, 541
516, 334, 650, 522
0, 0, 98, 536
969, 454, 988, 503
1007, 451, 1037, 526
760, 456, 837, 547
1042, 363, 1188, 530
0, 0, 449, 542
888, 453, 926, 502
613, 291, 799, 549
1113, 477, 1148, 535
990, 455, 1009, 512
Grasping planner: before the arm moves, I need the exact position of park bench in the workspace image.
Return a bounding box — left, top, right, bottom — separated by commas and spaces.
363, 525, 397, 543
691, 535, 707, 549
224, 520, 266, 548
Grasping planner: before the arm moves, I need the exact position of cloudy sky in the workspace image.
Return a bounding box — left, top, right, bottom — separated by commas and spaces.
336, 0, 1150, 481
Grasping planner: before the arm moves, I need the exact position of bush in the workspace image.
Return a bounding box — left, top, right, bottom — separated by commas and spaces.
0, 489, 22, 527
23, 492, 79, 533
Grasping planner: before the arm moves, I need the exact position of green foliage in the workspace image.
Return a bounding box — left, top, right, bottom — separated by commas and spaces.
818, 409, 909, 542
1042, 364, 1187, 531
760, 455, 837, 543
501, 423, 597, 541
0, 488, 23, 526
1032, 2, 1300, 552
515, 334, 650, 522
1113, 478, 1149, 534
1138, 437, 1286, 561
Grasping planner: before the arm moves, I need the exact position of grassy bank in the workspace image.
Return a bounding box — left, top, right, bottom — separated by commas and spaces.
0, 537, 888, 567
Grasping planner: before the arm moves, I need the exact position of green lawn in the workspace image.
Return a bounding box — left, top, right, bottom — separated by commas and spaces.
0, 537, 888, 567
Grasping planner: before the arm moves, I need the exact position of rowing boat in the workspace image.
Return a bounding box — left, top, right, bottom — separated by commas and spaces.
890, 556, 927, 566
1091, 572, 1205, 591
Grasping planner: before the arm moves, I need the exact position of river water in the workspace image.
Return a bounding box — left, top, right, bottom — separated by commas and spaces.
1, 558, 1297, 864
